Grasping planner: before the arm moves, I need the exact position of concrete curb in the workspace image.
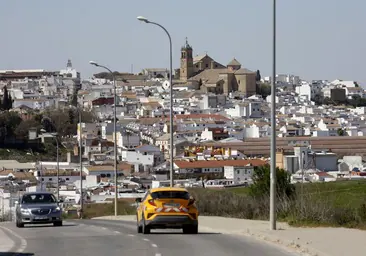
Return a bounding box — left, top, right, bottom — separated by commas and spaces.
92, 215, 326, 256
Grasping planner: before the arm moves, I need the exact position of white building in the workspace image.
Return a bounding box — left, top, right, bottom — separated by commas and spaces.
224, 166, 253, 184
115, 131, 140, 149
225, 102, 262, 118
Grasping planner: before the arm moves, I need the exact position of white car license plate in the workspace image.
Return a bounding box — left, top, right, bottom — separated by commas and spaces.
164, 203, 180, 207
34, 216, 48, 220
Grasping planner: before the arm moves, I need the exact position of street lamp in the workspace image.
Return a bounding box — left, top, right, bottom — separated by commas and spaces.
137, 16, 174, 188
76, 106, 83, 218
270, 0, 277, 231
41, 129, 60, 200
89, 61, 118, 216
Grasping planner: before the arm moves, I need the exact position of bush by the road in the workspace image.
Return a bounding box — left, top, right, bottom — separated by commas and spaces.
189, 180, 366, 229
79, 165, 366, 229
82, 200, 135, 219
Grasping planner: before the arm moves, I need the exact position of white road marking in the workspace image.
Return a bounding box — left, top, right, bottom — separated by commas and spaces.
128, 234, 135, 237
0, 226, 27, 253
155, 254, 162, 256
151, 243, 158, 248
101, 227, 107, 230
114, 231, 120, 234
143, 238, 150, 241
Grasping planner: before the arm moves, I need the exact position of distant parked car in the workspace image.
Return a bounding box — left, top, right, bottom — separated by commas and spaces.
15, 192, 63, 228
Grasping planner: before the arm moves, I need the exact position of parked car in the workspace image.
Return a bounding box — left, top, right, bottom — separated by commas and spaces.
15, 192, 63, 228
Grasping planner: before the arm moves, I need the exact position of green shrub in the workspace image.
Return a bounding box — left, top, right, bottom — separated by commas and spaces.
82, 201, 135, 219
189, 187, 366, 229
249, 165, 296, 199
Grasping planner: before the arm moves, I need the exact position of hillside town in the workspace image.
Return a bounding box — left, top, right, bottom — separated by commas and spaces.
1, 39, 366, 215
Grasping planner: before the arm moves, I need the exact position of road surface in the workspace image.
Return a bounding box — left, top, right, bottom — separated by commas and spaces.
0, 219, 298, 256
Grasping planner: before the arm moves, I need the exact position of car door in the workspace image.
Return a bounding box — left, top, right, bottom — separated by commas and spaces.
138, 192, 149, 221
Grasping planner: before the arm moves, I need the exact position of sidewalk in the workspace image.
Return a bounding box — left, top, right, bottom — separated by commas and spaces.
94, 215, 366, 256
0, 225, 15, 252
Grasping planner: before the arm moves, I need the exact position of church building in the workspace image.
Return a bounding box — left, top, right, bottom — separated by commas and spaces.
175, 38, 257, 97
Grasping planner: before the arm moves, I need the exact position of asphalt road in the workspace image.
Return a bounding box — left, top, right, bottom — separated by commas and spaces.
0, 219, 297, 256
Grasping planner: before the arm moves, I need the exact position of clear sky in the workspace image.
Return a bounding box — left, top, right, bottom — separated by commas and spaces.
0, 0, 365, 84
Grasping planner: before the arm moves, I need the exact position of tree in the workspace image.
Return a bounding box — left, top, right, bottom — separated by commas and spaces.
198, 79, 203, 90
249, 165, 295, 199
8, 94, 12, 109
256, 70, 261, 82
0, 111, 22, 143
43, 107, 97, 137
15, 119, 40, 140
256, 83, 271, 98
2, 86, 11, 110
68, 109, 75, 124
70, 92, 78, 107
337, 128, 346, 136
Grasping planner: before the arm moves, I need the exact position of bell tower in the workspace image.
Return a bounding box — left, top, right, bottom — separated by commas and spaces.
180, 37, 194, 81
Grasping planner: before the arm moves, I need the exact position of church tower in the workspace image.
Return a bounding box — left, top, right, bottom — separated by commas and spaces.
180, 38, 194, 81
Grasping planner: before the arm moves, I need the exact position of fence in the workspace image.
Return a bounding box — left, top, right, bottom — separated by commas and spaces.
0, 191, 20, 222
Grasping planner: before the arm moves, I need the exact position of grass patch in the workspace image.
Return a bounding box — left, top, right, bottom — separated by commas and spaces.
188, 180, 366, 229
82, 201, 136, 219
296, 180, 366, 208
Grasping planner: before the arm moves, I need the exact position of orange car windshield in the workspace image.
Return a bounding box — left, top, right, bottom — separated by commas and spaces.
151, 191, 190, 200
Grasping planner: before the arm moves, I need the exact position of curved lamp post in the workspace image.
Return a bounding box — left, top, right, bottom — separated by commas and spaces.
137, 16, 174, 187
89, 61, 118, 216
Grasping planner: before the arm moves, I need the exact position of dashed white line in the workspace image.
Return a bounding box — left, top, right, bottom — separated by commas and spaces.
101, 227, 107, 230
151, 243, 158, 248
128, 234, 135, 237
143, 238, 150, 241
155, 254, 162, 256
114, 231, 120, 234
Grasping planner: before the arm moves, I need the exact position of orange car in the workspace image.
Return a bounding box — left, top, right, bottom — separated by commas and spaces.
135, 187, 199, 234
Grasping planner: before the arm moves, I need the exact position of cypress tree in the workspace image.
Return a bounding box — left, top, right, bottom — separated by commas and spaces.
2, 86, 9, 110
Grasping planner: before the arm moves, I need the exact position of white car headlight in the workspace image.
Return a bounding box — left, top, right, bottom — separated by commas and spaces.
20, 208, 29, 214
52, 207, 61, 212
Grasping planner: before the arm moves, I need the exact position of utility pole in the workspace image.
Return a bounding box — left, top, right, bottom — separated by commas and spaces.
79, 108, 83, 219
269, 0, 277, 231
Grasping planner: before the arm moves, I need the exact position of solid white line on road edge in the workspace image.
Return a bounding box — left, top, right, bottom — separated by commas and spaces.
114, 231, 120, 234
128, 234, 135, 237
151, 244, 158, 248
0, 226, 27, 253
143, 238, 150, 242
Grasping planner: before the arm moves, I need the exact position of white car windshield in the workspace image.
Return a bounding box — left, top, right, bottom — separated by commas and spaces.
21, 194, 57, 204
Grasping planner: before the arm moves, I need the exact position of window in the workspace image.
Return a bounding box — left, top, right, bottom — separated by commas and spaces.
205, 64, 209, 68
66, 178, 69, 181
48, 178, 52, 181
21, 193, 57, 204
151, 191, 190, 200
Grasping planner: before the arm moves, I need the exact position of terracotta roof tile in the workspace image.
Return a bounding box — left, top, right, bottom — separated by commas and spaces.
174, 159, 267, 169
